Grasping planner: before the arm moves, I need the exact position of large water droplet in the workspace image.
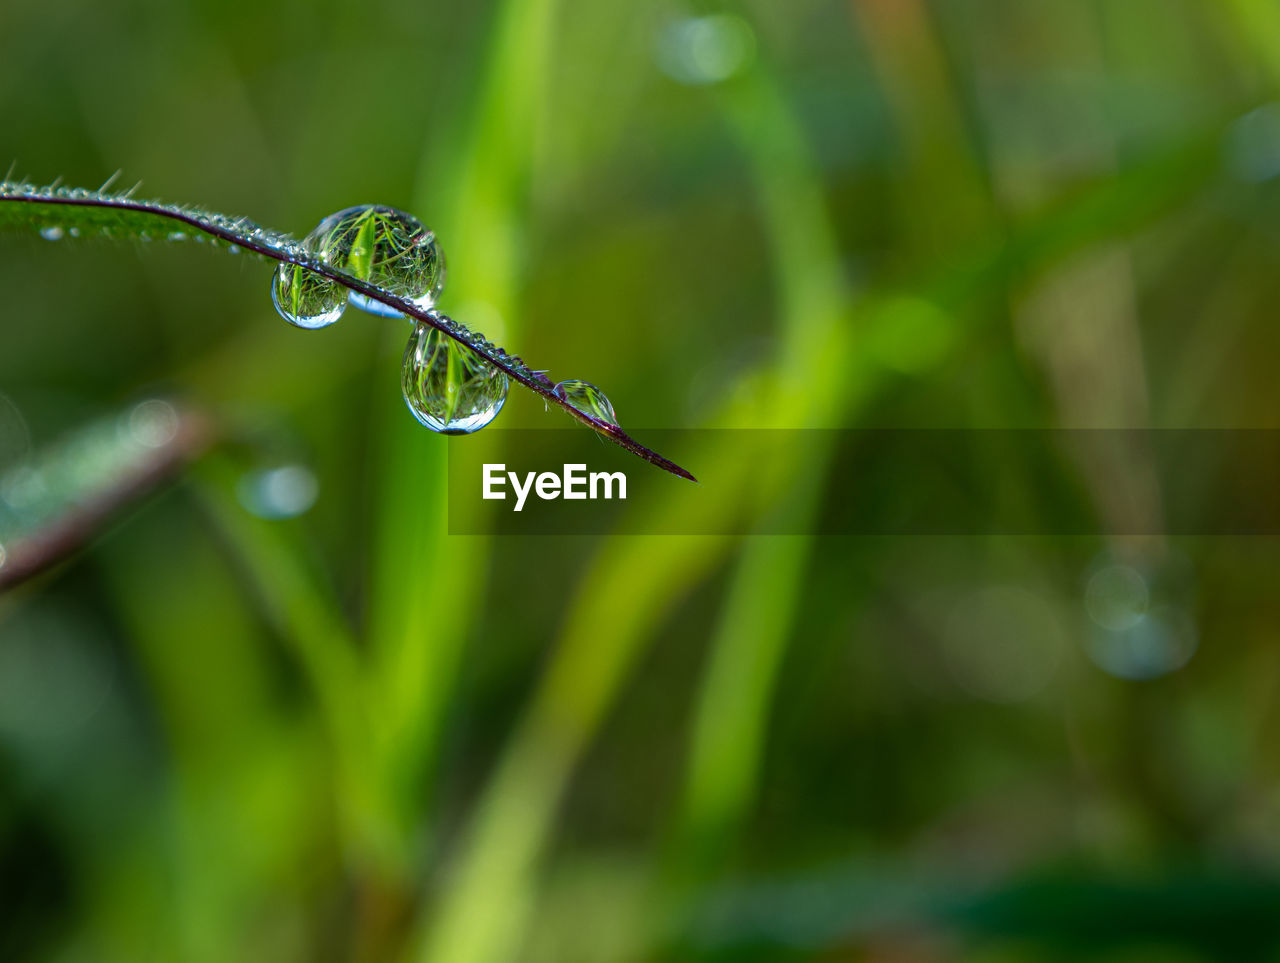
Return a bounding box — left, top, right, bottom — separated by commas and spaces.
402, 324, 507, 434
40, 226, 64, 241
271, 260, 346, 329
554, 379, 617, 425
311, 205, 445, 317
270, 204, 445, 329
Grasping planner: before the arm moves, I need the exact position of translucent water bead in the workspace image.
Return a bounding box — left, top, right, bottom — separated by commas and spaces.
272, 258, 346, 329
553, 379, 617, 425
313, 204, 445, 317
402, 323, 508, 433
271, 204, 446, 328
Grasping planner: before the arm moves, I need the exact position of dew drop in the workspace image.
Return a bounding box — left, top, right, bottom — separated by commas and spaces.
553, 379, 618, 425
401, 324, 508, 434
39, 226, 64, 241
307, 205, 445, 318
271, 260, 346, 330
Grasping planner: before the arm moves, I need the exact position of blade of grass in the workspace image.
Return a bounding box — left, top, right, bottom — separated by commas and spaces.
662, 0, 1003, 906
1224, 0, 1280, 88
187, 457, 386, 865
362, 0, 559, 874
414, 38, 861, 960
0, 183, 692, 480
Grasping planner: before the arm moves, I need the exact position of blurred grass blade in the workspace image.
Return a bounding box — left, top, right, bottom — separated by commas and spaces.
188, 457, 384, 864
363, 0, 558, 884
0, 401, 212, 591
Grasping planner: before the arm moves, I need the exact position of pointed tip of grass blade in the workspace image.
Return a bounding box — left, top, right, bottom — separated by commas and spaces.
592, 420, 697, 482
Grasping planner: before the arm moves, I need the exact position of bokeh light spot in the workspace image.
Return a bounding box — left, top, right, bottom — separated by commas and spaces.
126, 399, 179, 449
657, 15, 756, 86
237, 465, 319, 520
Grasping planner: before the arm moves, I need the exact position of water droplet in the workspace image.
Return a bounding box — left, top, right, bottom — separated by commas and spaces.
68, 227, 80, 238
271, 260, 346, 329
39, 226, 63, 241
553, 379, 618, 425
167, 231, 187, 242
308, 205, 445, 317
402, 324, 508, 434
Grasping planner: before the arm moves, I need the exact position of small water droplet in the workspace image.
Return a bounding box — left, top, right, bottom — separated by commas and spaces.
227, 244, 240, 255
40, 226, 64, 241
271, 261, 346, 329
69, 227, 80, 238
553, 379, 618, 425
402, 324, 508, 434
167, 231, 187, 242
300, 205, 446, 318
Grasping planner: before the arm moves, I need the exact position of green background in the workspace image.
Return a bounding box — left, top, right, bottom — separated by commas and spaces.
4, 0, 1280, 959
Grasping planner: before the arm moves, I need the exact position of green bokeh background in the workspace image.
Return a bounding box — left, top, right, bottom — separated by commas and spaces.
5, 0, 1280, 960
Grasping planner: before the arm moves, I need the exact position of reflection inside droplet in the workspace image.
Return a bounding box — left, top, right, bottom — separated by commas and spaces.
319, 206, 445, 317
271, 261, 346, 329
402, 324, 508, 434
270, 205, 447, 327
554, 379, 618, 426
